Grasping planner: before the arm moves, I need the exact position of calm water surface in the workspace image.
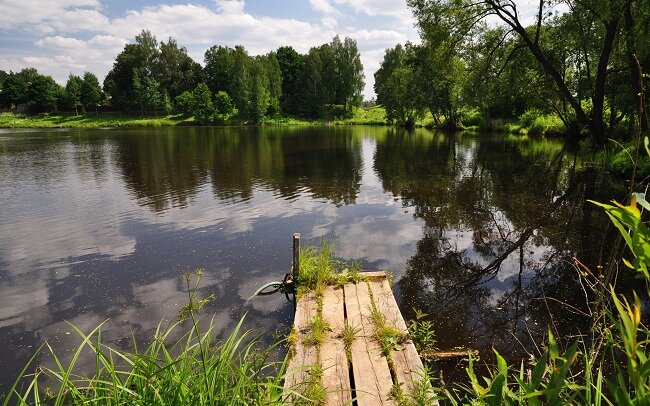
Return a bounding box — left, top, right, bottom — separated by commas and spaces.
0, 126, 629, 390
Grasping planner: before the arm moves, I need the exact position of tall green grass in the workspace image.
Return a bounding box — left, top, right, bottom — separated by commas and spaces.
1, 271, 286, 405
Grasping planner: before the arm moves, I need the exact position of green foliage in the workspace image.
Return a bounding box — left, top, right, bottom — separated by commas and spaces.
192, 83, 215, 125
133, 68, 163, 114
407, 309, 436, 356
80, 72, 103, 113
175, 90, 194, 116
64, 74, 83, 114
250, 58, 271, 123
369, 305, 406, 357
593, 141, 650, 180
213, 90, 236, 123
589, 194, 650, 277
26, 74, 60, 113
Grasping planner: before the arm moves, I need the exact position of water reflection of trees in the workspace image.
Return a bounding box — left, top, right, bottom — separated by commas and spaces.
112, 127, 362, 212
374, 130, 623, 361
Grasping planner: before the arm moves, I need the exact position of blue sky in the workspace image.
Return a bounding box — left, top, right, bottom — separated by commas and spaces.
0, 0, 422, 99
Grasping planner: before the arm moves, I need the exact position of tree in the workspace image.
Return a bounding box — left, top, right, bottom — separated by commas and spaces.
249, 58, 270, 123
133, 68, 163, 114
104, 44, 140, 110
26, 74, 59, 113
204, 45, 235, 95
375, 44, 424, 127
65, 74, 83, 115
263, 52, 282, 116
192, 83, 215, 124
231, 46, 252, 116
296, 47, 325, 118
330, 36, 364, 112
157, 37, 202, 102
214, 90, 235, 122
407, 0, 633, 144
175, 90, 194, 117
276, 46, 302, 115
0, 68, 39, 108
0, 70, 7, 89
81, 72, 102, 114
103, 30, 160, 111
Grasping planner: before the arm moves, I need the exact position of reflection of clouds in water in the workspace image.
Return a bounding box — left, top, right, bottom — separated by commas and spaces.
0, 275, 52, 328
0, 170, 137, 275
32, 272, 235, 377
331, 211, 422, 277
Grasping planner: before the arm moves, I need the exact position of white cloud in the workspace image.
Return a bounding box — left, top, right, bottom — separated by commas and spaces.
0, 0, 102, 30
0, 0, 425, 98
310, 0, 341, 16
333, 0, 413, 24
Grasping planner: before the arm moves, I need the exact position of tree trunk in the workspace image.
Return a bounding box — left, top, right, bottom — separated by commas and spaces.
624, 3, 648, 135
591, 19, 619, 145
507, 12, 619, 146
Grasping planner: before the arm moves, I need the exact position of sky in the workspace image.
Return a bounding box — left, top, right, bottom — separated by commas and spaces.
0, 0, 424, 99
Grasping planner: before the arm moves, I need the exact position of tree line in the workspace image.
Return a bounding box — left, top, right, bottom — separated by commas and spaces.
375, 0, 649, 144
0, 30, 365, 124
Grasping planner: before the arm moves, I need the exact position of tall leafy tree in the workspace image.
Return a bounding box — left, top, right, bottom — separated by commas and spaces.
407, 0, 637, 144
375, 44, 423, 127
330, 36, 364, 112
231, 46, 252, 116
26, 74, 59, 113
296, 47, 325, 118
133, 68, 162, 114
65, 74, 83, 115
81, 72, 102, 114
204, 45, 235, 95
192, 83, 214, 124
157, 37, 202, 101
263, 52, 282, 116
249, 57, 270, 123
276, 46, 302, 115
103, 30, 160, 112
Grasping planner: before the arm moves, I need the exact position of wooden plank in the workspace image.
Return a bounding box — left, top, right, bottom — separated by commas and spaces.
361, 271, 388, 279
284, 291, 319, 403
345, 281, 396, 405
368, 278, 437, 403
321, 286, 352, 405
367, 278, 408, 334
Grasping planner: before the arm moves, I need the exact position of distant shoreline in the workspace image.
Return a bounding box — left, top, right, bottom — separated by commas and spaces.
0, 109, 389, 130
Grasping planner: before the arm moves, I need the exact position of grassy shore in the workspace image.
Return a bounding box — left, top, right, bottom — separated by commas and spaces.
0, 107, 389, 130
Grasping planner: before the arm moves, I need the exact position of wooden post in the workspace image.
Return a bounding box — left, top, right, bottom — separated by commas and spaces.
292, 233, 301, 281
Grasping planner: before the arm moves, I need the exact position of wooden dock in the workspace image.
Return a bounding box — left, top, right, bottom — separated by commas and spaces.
283, 271, 436, 405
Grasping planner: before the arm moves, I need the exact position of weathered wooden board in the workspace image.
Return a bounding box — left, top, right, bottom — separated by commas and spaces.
369, 278, 436, 402
321, 286, 352, 405
283, 291, 319, 403
285, 272, 436, 405
345, 281, 395, 405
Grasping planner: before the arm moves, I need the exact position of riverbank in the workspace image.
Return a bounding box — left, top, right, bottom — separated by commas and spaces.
0, 106, 388, 129
0, 108, 569, 136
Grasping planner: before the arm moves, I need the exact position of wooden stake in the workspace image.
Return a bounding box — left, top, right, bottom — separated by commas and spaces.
292, 233, 301, 281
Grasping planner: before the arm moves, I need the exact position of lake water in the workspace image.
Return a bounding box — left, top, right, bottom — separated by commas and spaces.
0, 126, 631, 390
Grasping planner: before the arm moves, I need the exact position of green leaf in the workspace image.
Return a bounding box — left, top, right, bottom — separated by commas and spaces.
634, 193, 650, 212
548, 330, 558, 360
531, 352, 548, 388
